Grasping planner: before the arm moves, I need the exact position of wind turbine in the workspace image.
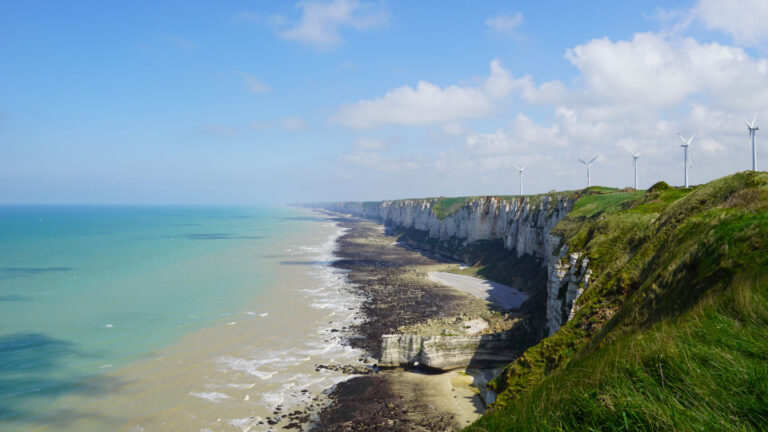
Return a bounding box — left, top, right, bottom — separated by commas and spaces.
630, 150, 640, 189
746, 115, 759, 171
577, 155, 599, 188
679, 133, 694, 188
513, 163, 526, 195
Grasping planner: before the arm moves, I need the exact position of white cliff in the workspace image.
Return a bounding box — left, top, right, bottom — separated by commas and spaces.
545, 240, 592, 335
322, 195, 573, 259
317, 194, 591, 354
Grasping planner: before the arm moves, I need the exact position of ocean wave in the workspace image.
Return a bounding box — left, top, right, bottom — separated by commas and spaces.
189, 391, 231, 403
212, 217, 364, 426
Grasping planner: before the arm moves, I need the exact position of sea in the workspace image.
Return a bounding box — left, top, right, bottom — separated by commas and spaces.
0, 205, 363, 431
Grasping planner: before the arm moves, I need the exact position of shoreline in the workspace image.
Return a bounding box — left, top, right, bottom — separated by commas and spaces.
19, 208, 367, 432
311, 212, 508, 431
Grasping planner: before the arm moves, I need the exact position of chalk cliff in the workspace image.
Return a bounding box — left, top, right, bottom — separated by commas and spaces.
379, 333, 518, 370
321, 195, 573, 261
317, 194, 587, 338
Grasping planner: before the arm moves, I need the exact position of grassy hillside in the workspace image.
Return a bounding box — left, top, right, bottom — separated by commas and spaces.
465, 172, 768, 431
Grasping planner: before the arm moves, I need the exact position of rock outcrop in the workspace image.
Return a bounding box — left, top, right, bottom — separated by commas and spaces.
379, 333, 517, 370
545, 242, 592, 335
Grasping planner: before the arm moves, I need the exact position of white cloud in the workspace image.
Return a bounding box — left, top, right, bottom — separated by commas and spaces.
485, 13, 524, 34
561, 32, 768, 110
239, 73, 271, 94
335, 60, 526, 128
354, 137, 387, 150
277, 117, 307, 131
465, 114, 566, 156
276, 0, 388, 49
693, 0, 768, 46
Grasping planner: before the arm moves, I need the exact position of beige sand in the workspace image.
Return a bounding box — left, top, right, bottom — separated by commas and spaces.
387, 368, 486, 428
428, 272, 528, 309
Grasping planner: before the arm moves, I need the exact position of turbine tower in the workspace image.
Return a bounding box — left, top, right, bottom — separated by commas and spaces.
577, 154, 599, 188
513, 163, 526, 195
679, 133, 694, 188
746, 115, 759, 171
630, 150, 640, 189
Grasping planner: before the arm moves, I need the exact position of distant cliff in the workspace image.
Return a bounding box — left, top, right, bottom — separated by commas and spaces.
318, 195, 572, 261
315, 194, 584, 335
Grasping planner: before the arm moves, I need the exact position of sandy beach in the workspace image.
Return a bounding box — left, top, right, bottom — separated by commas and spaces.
427, 272, 529, 309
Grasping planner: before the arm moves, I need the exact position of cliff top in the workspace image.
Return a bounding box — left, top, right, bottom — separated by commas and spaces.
350, 186, 635, 220
467, 171, 768, 431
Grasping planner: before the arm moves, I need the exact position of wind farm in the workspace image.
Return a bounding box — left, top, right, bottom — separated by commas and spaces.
514, 120, 763, 194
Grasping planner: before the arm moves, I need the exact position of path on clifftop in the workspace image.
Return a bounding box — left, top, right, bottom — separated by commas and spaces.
428, 272, 528, 310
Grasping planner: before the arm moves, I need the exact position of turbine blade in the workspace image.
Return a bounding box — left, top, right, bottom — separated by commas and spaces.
521, 165, 527, 171
747, 119, 753, 129
590, 154, 600, 163
752, 114, 757, 127
513, 163, 521, 170
689, 134, 695, 144
578, 158, 587, 164
679, 133, 687, 144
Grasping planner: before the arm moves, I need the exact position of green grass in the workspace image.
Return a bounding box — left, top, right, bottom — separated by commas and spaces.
432, 196, 475, 219
465, 171, 768, 432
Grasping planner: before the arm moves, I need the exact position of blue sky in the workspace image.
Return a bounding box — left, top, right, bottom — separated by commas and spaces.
2, 0, 768, 204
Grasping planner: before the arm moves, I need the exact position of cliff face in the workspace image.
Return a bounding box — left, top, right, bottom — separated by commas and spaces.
545, 242, 592, 335
379, 333, 518, 370
320, 195, 580, 336
321, 195, 574, 262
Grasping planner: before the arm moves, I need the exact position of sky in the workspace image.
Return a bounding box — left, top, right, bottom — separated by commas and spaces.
2, 0, 768, 204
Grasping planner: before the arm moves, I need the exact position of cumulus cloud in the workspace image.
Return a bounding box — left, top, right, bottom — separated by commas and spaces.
551, 32, 768, 114
275, 0, 388, 49
485, 13, 524, 34
465, 114, 566, 157
693, 0, 768, 46
335, 60, 526, 128
433, 29, 768, 190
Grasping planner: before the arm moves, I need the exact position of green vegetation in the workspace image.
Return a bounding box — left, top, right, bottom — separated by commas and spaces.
432, 196, 475, 219
465, 172, 768, 431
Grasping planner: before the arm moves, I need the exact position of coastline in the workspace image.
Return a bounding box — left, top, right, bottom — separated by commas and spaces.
312, 213, 507, 431
15, 208, 368, 432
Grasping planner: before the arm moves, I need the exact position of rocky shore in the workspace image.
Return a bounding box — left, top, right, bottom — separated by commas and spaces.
310, 214, 512, 431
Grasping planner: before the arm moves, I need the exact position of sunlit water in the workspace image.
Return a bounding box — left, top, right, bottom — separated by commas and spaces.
0, 206, 362, 431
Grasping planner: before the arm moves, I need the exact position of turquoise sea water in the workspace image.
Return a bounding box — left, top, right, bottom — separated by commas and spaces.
0, 205, 316, 427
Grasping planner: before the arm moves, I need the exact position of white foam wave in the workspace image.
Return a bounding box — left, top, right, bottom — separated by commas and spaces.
189, 391, 231, 403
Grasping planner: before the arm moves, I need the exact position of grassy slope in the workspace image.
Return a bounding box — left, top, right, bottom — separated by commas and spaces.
466, 172, 768, 431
